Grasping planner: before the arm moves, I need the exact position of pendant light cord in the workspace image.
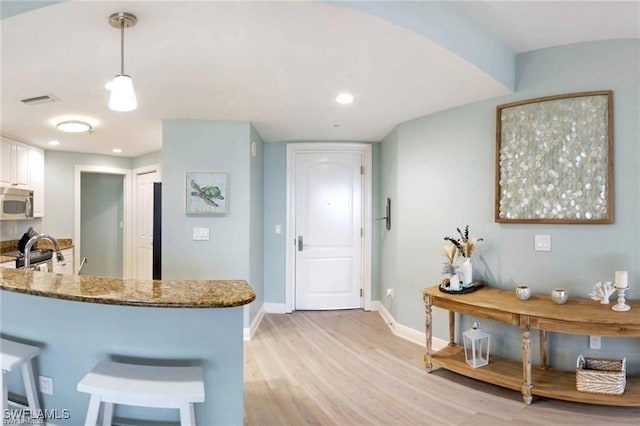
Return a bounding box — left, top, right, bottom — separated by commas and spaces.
120, 15, 125, 75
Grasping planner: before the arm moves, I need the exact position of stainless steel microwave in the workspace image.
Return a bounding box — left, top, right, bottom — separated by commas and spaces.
0, 187, 33, 220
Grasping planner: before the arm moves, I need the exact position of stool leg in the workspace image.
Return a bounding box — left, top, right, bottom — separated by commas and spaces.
102, 402, 114, 426
179, 402, 196, 426
84, 394, 102, 426
21, 360, 41, 412
1, 370, 8, 414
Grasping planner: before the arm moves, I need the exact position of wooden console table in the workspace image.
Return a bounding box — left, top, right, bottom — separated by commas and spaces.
423, 285, 640, 406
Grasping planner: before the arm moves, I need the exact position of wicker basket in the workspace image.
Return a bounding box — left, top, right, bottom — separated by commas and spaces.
576, 355, 626, 395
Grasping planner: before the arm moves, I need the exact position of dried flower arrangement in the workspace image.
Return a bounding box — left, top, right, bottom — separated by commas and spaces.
444, 225, 483, 258
441, 244, 460, 276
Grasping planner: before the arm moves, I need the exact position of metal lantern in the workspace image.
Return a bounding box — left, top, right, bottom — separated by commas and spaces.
463, 321, 490, 368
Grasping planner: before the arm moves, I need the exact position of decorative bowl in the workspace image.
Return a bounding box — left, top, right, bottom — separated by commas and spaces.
515, 285, 531, 301
551, 288, 568, 305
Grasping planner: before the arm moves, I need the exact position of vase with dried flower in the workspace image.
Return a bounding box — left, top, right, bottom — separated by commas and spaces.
444, 225, 483, 287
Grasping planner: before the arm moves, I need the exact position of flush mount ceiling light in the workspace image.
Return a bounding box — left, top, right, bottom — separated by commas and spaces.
107, 12, 138, 112
56, 120, 92, 133
336, 93, 354, 104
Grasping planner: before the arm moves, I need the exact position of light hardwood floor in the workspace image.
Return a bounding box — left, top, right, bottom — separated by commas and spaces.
244, 310, 640, 425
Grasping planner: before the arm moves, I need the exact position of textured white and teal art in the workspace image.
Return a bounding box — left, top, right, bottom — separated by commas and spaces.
496, 92, 612, 223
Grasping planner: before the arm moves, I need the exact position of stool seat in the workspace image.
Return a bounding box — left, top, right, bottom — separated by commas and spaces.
1, 339, 40, 371
1, 338, 41, 415
77, 361, 205, 426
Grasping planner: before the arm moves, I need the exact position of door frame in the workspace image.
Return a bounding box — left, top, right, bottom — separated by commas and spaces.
131, 164, 162, 279
74, 165, 132, 278
285, 143, 372, 313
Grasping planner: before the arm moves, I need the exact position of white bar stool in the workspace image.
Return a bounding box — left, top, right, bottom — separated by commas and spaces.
77, 361, 205, 426
0, 338, 41, 414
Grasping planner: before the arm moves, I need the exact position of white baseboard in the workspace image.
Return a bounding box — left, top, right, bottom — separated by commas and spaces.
372, 300, 447, 351
243, 305, 265, 341
263, 302, 287, 314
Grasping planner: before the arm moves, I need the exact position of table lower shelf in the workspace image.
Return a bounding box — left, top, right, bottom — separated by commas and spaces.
429, 345, 640, 406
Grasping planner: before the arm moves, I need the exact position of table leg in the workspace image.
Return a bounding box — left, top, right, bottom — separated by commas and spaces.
521, 326, 533, 405
539, 330, 547, 370
424, 294, 433, 373
448, 311, 455, 346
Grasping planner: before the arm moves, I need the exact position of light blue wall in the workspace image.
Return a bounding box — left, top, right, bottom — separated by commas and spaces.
262, 141, 381, 305
162, 120, 264, 330
263, 142, 287, 304
379, 127, 400, 317
132, 150, 162, 169
380, 40, 640, 372
0, 0, 65, 19
0, 291, 243, 425
161, 120, 261, 423
80, 173, 124, 277
162, 121, 251, 282
249, 126, 265, 322
42, 151, 132, 238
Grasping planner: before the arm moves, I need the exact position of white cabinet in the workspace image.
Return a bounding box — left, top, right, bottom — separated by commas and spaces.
0, 137, 45, 217
0, 137, 30, 188
0, 140, 12, 186
29, 146, 45, 217
52, 248, 74, 275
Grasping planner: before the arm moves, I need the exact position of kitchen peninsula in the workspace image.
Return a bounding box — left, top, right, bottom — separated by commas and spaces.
0, 268, 255, 425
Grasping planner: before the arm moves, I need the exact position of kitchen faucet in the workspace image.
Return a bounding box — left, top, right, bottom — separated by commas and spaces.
24, 234, 65, 270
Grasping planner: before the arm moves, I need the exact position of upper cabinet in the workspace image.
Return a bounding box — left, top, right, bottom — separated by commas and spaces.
1, 137, 30, 188
0, 137, 45, 217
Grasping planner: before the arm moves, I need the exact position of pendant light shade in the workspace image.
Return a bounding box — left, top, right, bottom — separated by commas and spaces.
108, 74, 137, 111
108, 12, 137, 112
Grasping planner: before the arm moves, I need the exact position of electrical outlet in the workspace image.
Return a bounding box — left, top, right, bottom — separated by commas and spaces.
386, 288, 394, 298
589, 335, 601, 350
39, 375, 53, 395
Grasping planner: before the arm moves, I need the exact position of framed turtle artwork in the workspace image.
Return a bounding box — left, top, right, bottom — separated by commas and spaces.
185, 172, 228, 215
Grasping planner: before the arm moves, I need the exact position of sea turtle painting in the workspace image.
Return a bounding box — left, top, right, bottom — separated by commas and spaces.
190, 179, 224, 207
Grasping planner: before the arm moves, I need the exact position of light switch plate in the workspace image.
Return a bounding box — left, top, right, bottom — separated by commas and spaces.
534, 234, 551, 252
192, 227, 210, 241
275, 225, 282, 234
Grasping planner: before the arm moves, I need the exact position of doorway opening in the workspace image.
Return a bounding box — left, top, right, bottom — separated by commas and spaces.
74, 166, 132, 278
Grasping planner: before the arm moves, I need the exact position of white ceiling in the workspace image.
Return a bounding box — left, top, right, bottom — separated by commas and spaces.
452, 1, 640, 53
1, 1, 638, 157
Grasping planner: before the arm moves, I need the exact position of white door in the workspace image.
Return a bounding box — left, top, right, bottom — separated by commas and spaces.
135, 171, 158, 280
294, 152, 363, 310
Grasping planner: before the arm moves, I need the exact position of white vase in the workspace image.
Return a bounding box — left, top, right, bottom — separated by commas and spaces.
461, 257, 472, 286
449, 273, 461, 291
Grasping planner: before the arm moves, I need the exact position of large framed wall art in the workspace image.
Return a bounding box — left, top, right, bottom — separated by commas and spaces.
495, 91, 613, 224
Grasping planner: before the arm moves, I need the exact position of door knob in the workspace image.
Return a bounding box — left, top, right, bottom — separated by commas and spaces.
297, 236, 309, 251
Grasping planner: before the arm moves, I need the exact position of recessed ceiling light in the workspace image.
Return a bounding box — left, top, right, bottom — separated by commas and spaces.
48, 140, 60, 146
112, 148, 122, 153
336, 93, 354, 104
56, 120, 92, 133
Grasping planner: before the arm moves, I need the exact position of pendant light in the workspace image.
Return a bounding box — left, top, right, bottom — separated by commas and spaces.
107, 12, 138, 112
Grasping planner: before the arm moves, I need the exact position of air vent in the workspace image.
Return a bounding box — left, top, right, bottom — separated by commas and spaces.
20, 94, 59, 106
